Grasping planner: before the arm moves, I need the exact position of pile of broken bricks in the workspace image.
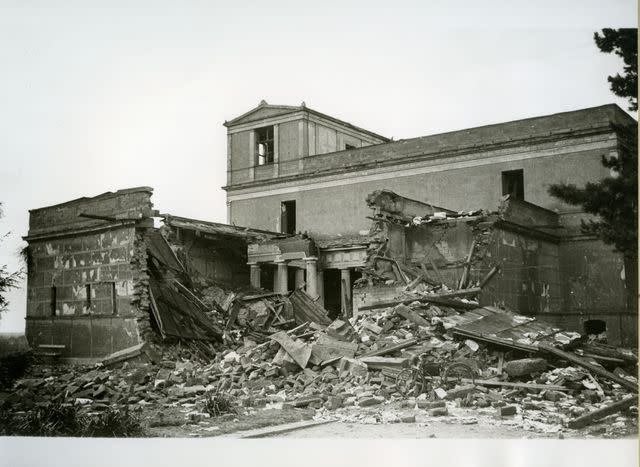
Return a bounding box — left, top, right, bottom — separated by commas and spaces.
1, 293, 637, 438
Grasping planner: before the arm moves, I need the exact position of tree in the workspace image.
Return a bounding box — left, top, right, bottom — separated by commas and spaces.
594, 28, 638, 111
0, 204, 23, 315
548, 28, 638, 308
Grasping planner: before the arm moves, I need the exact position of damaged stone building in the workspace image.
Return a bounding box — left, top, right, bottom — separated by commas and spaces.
223, 101, 637, 345
22, 188, 265, 360
22, 102, 637, 359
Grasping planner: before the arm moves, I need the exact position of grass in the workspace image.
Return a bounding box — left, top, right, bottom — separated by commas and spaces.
0, 403, 144, 437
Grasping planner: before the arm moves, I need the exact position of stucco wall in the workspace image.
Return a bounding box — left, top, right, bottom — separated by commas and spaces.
230, 131, 251, 184
230, 147, 612, 235
173, 230, 250, 286
25, 227, 141, 358
24, 188, 153, 359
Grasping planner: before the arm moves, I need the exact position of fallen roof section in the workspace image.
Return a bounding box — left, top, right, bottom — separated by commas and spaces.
163, 214, 284, 242
449, 306, 581, 352
149, 278, 223, 342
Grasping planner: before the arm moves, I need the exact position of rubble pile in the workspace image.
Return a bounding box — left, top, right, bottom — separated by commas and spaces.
1, 284, 637, 437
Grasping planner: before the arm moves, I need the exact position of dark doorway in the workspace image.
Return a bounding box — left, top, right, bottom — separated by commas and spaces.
501, 169, 524, 200
260, 264, 275, 292
281, 200, 296, 235
287, 267, 297, 293
322, 269, 362, 319
584, 319, 607, 336
323, 269, 342, 319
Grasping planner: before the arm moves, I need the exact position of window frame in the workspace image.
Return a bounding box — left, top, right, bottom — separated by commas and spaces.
255, 126, 275, 166
501, 169, 525, 201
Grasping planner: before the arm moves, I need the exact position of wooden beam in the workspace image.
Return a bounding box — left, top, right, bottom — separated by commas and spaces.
359, 338, 418, 358
538, 343, 638, 393
567, 396, 637, 429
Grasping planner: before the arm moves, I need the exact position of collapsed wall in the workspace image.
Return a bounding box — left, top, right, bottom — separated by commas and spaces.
357, 190, 636, 346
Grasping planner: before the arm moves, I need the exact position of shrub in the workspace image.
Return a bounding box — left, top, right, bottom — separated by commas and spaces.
202, 390, 237, 418
0, 350, 32, 389
84, 407, 144, 437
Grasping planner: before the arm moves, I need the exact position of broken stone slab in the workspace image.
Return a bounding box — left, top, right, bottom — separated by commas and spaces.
293, 396, 324, 408
497, 405, 517, 417
416, 400, 446, 409
503, 358, 548, 377
324, 396, 344, 410
400, 415, 416, 423
357, 356, 409, 370
545, 390, 567, 402
310, 334, 358, 364
428, 407, 448, 416
325, 319, 358, 342
358, 396, 385, 407
362, 321, 383, 335
101, 343, 160, 367
445, 384, 477, 400
393, 304, 430, 326
567, 396, 637, 429
338, 358, 369, 378
270, 331, 312, 369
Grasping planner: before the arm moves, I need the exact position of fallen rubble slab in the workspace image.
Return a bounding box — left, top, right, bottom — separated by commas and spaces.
503, 358, 548, 377
567, 396, 637, 429
360, 338, 418, 358
101, 343, 160, 367
358, 356, 409, 370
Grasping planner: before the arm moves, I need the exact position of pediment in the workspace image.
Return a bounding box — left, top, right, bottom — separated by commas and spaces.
225, 103, 301, 127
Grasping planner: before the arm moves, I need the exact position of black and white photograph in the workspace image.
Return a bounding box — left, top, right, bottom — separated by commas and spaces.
0, 1, 637, 466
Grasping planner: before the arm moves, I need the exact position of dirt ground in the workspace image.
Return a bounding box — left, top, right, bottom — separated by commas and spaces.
142, 406, 315, 437
139, 398, 637, 439
271, 418, 637, 439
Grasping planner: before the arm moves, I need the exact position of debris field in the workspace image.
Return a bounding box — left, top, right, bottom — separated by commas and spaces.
2, 280, 637, 438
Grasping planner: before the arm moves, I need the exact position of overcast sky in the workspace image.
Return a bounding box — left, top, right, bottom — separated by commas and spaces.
0, 0, 636, 333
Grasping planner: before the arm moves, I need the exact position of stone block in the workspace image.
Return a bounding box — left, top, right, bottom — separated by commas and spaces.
497, 405, 517, 417
445, 384, 477, 400
544, 390, 566, 402
359, 396, 384, 407
338, 357, 369, 378
428, 407, 448, 416
503, 358, 547, 377
324, 396, 344, 410
416, 400, 446, 409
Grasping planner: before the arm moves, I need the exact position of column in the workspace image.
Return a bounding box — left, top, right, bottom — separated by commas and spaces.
248, 262, 261, 289
272, 264, 279, 293
294, 268, 305, 290
305, 256, 318, 298
316, 270, 325, 307
340, 268, 352, 318
275, 260, 289, 295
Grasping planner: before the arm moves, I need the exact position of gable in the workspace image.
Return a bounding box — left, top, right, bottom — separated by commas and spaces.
225, 104, 300, 127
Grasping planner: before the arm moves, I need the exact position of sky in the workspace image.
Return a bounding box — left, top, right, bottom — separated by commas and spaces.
0, 0, 636, 333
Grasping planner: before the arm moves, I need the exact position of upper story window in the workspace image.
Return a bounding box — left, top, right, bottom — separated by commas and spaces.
345, 143, 357, 150
502, 169, 524, 200
255, 126, 274, 165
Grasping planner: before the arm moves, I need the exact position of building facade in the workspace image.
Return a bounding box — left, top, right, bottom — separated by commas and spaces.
224, 102, 634, 235
224, 102, 637, 345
